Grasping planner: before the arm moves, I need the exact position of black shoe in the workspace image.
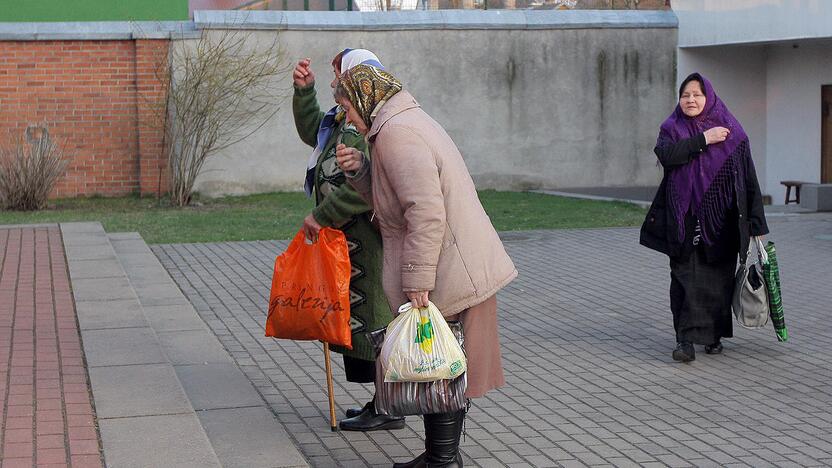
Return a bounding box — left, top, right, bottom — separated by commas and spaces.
346, 400, 373, 419
672, 342, 695, 362
339, 408, 405, 432
705, 341, 723, 355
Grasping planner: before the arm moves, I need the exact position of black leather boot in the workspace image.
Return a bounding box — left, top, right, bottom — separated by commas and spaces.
423, 410, 464, 467
393, 410, 465, 467
392, 451, 425, 468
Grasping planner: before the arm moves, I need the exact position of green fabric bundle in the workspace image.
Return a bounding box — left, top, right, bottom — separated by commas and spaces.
762, 241, 788, 342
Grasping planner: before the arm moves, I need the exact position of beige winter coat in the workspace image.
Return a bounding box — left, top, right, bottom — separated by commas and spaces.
348, 91, 517, 316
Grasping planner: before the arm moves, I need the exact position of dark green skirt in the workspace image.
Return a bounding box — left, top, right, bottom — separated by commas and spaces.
328, 214, 392, 363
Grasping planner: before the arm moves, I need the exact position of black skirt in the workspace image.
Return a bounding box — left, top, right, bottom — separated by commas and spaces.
669, 246, 736, 345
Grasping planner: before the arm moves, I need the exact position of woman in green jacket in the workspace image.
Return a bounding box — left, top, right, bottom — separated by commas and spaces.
291, 49, 402, 432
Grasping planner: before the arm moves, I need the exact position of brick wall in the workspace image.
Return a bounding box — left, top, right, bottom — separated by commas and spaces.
0, 39, 169, 198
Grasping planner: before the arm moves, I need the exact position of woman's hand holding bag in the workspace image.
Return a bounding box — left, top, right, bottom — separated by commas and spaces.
369, 308, 468, 417
264, 228, 352, 348
379, 301, 467, 383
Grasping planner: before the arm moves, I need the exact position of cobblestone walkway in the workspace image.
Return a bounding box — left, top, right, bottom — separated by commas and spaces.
153, 214, 832, 468
0, 226, 104, 468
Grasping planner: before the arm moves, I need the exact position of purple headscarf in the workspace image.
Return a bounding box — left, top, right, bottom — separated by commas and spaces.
658, 73, 748, 245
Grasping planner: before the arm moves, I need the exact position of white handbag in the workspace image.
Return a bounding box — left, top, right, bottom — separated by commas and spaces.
731, 237, 770, 329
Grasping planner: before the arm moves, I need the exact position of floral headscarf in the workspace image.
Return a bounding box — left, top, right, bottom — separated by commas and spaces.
337, 64, 402, 127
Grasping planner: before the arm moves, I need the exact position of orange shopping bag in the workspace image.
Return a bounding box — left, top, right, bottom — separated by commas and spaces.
265, 227, 352, 348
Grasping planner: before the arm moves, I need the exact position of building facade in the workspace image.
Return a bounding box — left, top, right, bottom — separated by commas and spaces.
674, 0, 832, 204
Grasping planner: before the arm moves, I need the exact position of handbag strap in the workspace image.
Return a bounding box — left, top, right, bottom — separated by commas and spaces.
754, 236, 769, 264
741, 236, 767, 267
740, 236, 768, 267
740, 243, 751, 266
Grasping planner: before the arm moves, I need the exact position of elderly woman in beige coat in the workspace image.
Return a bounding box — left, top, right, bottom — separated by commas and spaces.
334, 64, 517, 468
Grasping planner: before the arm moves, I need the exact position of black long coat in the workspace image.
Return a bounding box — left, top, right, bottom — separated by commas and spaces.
640, 133, 769, 262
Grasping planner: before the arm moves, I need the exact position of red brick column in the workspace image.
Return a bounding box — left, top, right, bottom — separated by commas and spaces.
135, 39, 170, 197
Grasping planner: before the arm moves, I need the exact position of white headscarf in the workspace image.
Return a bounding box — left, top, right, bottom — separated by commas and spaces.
340, 49, 383, 72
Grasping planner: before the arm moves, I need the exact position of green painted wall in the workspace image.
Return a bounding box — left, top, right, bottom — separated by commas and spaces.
0, 0, 189, 22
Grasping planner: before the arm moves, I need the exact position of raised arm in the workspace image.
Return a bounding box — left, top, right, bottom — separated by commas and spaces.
292, 85, 325, 148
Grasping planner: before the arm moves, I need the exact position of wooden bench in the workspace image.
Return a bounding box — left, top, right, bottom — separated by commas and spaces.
780, 180, 806, 205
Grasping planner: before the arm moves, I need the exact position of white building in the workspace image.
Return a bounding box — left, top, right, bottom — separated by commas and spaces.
673, 0, 832, 204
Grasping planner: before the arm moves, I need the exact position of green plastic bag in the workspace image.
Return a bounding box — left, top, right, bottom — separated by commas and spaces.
759, 239, 788, 342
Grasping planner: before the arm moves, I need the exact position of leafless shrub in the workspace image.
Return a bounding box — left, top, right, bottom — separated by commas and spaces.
0, 126, 69, 211
158, 27, 291, 206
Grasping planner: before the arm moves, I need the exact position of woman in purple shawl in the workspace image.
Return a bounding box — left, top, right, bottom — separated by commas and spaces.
640, 73, 769, 362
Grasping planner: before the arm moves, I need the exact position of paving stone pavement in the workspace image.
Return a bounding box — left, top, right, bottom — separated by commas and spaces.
0, 226, 104, 468
152, 213, 832, 468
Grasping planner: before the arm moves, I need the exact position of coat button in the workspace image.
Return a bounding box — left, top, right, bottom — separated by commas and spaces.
407, 264, 414, 271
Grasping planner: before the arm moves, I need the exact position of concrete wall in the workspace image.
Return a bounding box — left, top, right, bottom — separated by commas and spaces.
674, 0, 832, 47
189, 10, 678, 196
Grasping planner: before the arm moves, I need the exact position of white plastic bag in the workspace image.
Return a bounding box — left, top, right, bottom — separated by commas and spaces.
379, 301, 467, 383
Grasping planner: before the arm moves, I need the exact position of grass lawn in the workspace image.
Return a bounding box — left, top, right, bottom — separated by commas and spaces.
0, 190, 646, 244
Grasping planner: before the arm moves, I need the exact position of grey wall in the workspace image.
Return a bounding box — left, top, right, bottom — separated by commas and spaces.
183, 11, 678, 196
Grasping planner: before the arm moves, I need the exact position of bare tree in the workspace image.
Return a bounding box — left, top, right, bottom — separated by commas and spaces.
158, 28, 291, 206
0, 126, 69, 211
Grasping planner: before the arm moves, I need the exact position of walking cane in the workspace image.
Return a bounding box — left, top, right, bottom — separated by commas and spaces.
323, 342, 337, 431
